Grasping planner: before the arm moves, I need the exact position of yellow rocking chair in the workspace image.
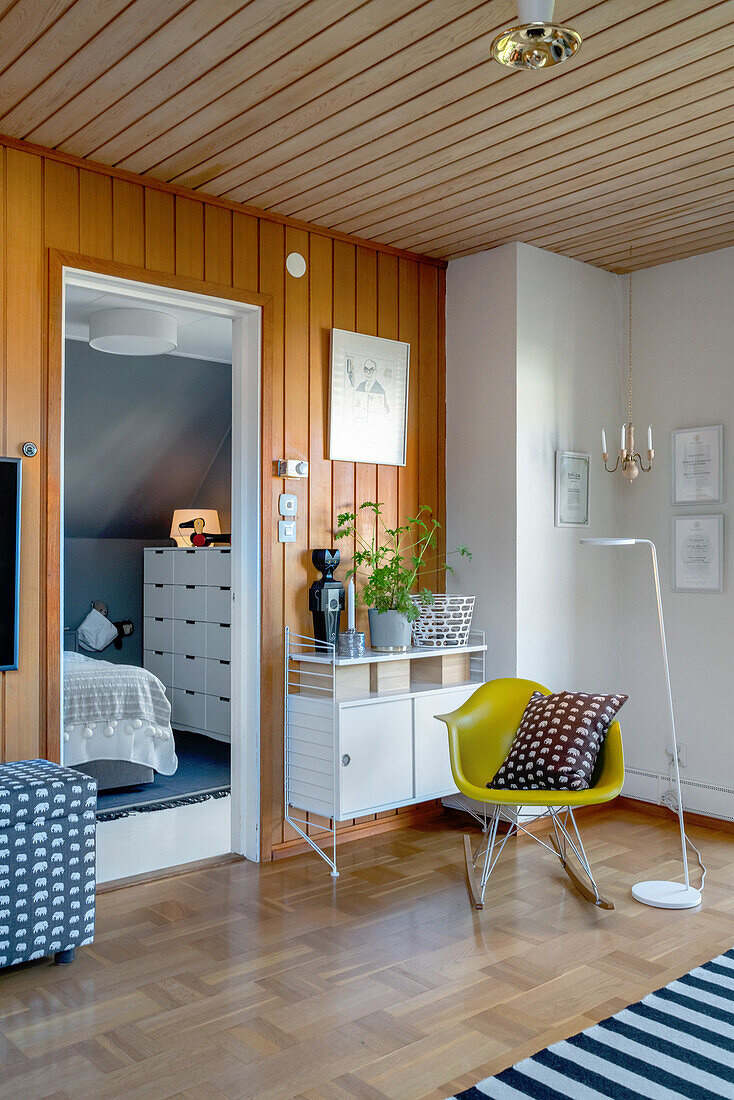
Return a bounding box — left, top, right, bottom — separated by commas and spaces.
436, 678, 624, 911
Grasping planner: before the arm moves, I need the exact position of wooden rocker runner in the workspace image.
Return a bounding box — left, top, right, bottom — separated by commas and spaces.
436, 678, 624, 911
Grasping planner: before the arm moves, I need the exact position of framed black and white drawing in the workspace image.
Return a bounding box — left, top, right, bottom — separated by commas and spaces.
328, 328, 410, 466
671, 425, 723, 504
671, 514, 723, 593
555, 451, 590, 527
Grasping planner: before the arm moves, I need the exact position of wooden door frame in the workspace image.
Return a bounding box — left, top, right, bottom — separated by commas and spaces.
45, 248, 272, 857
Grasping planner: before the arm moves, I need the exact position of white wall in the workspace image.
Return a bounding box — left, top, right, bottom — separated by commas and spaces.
514, 244, 622, 693
447, 243, 622, 692
446, 244, 518, 677
446, 240, 734, 820
619, 247, 734, 818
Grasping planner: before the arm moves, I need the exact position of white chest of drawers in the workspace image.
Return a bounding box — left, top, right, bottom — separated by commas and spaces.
143, 547, 232, 742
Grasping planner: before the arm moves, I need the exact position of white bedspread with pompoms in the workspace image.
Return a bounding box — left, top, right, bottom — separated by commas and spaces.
63, 652, 177, 775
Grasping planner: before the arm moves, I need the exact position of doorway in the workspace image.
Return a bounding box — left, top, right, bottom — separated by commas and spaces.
54, 262, 262, 880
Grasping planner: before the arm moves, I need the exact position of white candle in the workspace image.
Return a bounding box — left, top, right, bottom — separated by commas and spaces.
601, 428, 607, 454
621, 424, 626, 452
647, 424, 653, 451
347, 578, 355, 631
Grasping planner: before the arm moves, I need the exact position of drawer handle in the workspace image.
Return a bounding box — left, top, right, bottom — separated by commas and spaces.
219, 660, 230, 666
220, 696, 230, 702
155, 650, 163, 655
220, 586, 230, 592
185, 549, 194, 554
154, 584, 163, 588
186, 690, 195, 696
185, 654, 195, 660
155, 617, 163, 622
341, 754, 351, 767
186, 619, 196, 625
186, 584, 195, 589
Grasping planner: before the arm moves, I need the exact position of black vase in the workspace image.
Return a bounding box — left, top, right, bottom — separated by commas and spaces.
309, 549, 345, 653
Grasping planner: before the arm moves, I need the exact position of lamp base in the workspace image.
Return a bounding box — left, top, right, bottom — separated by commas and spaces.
631, 880, 701, 909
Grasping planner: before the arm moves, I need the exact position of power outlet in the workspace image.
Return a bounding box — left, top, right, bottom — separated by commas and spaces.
666, 742, 687, 767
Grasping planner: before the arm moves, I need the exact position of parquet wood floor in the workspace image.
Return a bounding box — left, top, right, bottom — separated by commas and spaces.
1, 804, 732, 1100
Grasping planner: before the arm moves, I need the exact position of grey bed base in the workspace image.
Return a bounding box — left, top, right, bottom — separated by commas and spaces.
73, 758, 154, 791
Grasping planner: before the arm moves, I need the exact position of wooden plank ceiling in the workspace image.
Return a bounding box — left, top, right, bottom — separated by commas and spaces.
0, 0, 732, 272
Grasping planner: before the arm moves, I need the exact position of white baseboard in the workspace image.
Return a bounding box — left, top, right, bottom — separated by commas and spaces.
443, 773, 734, 827
624, 768, 734, 823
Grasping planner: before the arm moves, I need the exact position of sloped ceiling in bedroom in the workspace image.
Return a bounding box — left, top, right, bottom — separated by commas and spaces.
64, 339, 232, 539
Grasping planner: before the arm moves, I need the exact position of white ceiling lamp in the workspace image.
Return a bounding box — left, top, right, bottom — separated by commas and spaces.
89, 307, 178, 356
491, 0, 582, 70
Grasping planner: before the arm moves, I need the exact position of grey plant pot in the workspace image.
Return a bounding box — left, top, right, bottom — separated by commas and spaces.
368, 609, 413, 652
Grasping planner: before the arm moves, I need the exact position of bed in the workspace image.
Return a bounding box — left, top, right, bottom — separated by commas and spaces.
63, 652, 177, 789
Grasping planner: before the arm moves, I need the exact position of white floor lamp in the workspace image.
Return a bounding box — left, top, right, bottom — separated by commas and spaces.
580, 537, 702, 909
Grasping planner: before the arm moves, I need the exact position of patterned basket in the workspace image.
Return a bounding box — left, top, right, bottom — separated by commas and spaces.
410, 594, 475, 647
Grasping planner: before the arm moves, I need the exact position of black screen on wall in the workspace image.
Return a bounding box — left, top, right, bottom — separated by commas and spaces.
0, 458, 21, 670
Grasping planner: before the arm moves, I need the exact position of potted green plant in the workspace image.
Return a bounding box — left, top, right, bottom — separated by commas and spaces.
335, 502, 471, 651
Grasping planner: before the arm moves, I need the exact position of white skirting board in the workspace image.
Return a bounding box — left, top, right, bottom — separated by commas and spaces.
444, 772, 734, 825
441, 793, 543, 825
623, 768, 734, 823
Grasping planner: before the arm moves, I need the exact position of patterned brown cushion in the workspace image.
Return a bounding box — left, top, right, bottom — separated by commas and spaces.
488, 690, 628, 792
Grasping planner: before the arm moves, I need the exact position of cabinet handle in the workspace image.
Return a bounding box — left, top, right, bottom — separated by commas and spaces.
341, 754, 351, 767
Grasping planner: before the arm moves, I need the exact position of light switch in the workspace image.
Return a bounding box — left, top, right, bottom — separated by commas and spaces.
279, 493, 298, 517
279, 519, 296, 543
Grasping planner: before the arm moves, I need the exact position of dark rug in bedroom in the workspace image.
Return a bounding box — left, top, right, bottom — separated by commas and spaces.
95, 731, 231, 817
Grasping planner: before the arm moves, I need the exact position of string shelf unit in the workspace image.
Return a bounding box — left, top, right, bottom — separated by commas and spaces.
284, 628, 487, 876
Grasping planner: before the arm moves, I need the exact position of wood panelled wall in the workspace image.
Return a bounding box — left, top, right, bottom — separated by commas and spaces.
0, 138, 446, 859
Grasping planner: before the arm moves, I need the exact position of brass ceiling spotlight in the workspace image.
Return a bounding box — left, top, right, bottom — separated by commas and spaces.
491, 0, 582, 70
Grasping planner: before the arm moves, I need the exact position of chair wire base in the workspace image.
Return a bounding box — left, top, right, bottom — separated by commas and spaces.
465, 806, 613, 911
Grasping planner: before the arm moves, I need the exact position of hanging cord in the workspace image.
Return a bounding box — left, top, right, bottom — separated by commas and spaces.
628, 266, 633, 427
660, 785, 707, 892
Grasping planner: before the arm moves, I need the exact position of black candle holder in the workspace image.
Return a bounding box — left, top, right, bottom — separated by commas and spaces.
309, 549, 345, 653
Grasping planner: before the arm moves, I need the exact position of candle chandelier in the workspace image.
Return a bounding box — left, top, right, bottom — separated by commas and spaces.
602, 269, 654, 482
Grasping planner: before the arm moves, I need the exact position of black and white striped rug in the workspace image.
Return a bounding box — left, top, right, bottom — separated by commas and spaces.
451, 949, 734, 1099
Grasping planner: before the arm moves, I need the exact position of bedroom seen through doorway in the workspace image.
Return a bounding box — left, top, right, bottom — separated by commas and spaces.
59, 266, 261, 882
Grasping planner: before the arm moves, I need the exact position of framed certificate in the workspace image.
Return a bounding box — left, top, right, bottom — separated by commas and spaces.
671, 425, 723, 504
555, 451, 590, 528
671, 514, 723, 593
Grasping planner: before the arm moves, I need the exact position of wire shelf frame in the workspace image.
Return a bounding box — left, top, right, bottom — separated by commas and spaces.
284, 628, 339, 876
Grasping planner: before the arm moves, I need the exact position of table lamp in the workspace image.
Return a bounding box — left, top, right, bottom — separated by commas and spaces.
170, 509, 221, 547
580, 536, 702, 909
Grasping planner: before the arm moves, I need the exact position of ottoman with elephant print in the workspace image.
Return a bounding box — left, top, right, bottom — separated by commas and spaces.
0, 759, 97, 969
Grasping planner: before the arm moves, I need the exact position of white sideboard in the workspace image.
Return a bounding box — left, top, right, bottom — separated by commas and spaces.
143, 547, 232, 742
284, 629, 486, 875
